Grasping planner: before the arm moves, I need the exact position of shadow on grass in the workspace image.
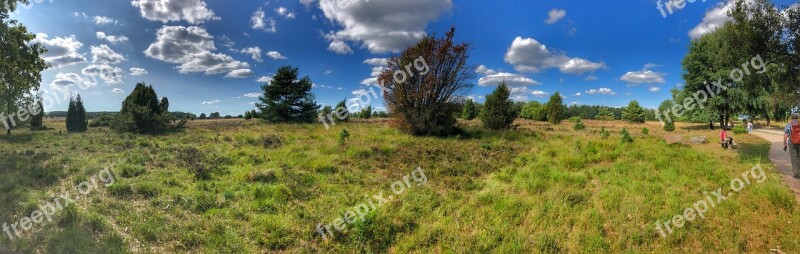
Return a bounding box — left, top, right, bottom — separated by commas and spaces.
0, 133, 34, 143
735, 140, 771, 164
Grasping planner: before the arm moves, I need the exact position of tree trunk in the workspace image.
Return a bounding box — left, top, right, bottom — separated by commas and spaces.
6, 128, 10, 136
709, 121, 715, 130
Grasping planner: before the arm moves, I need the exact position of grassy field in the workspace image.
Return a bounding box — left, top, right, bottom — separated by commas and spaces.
0, 118, 798, 253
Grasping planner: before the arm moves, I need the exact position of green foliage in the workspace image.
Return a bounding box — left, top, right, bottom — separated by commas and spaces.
568, 116, 581, 122
733, 126, 747, 135
620, 128, 633, 143
0, 6, 49, 135
244, 110, 253, 120
256, 66, 319, 123
88, 114, 116, 127
573, 118, 586, 131
199, 113, 207, 120
462, 99, 478, 120
621, 100, 646, 123
339, 129, 350, 146
595, 107, 616, 121
29, 100, 44, 130
335, 99, 350, 122
663, 120, 676, 132
600, 127, 610, 139
481, 83, 518, 130
642, 127, 649, 135
360, 105, 373, 119
66, 95, 88, 132
519, 101, 544, 121
112, 83, 184, 134
545, 92, 565, 124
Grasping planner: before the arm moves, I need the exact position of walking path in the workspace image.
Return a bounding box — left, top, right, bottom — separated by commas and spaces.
751, 129, 800, 203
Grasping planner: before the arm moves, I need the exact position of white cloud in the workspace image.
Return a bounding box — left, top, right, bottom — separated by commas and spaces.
90, 44, 125, 64
33, 33, 87, 67
649, 86, 662, 92
475, 65, 497, 75
256, 76, 273, 83
112, 88, 125, 94
93, 16, 117, 25
363, 58, 389, 67
324, 32, 353, 55
130, 68, 148, 76
225, 69, 255, 78
574, 92, 581, 96
504, 37, 605, 75
144, 26, 250, 76
49, 73, 96, 91
243, 92, 260, 98
81, 64, 124, 84
251, 7, 277, 32
585, 75, 599, 81
202, 99, 220, 105
131, 0, 218, 24
478, 72, 540, 87
585, 88, 616, 95
531, 90, 550, 97
620, 65, 666, 84
323, 70, 333, 75
96, 32, 129, 44
318, 0, 452, 53
240, 46, 263, 62
275, 7, 296, 18
267, 51, 287, 60
544, 9, 566, 24
688, 0, 752, 39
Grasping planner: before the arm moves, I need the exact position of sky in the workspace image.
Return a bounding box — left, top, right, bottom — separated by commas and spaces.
9, 0, 797, 116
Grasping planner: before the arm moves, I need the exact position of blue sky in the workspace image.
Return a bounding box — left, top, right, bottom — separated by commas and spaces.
9, 0, 796, 115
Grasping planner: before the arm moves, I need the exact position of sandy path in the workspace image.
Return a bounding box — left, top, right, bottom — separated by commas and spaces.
751, 129, 800, 203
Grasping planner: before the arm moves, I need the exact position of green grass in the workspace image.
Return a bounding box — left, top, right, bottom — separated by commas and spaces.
0, 119, 798, 253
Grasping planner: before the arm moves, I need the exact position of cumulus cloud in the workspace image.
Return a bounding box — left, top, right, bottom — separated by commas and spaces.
478, 72, 540, 87
130, 68, 148, 76
531, 90, 550, 97
256, 76, 273, 83
94, 16, 117, 25
202, 99, 220, 105
243, 92, 260, 98
544, 9, 566, 24
620, 65, 666, 84
112, 88, 125, 94
504, 37, 605, 75
475, 65, 497, 75
144, 26, 250, 77
585, 88, 616, 95
33, 33, 87, 67
363, 58, 389, 67
96, 32, 129, 44
267, 51, 287, 60
225, 69, 255, 78
649, 86, 662, 92
324, 32, 353, 55
688, 0, 753, 39
91, 44, 125, 64
49, 73, 96, 91
251, 7, 277, 32
82, 64, 124, 84
360, 58, 390, 85
318, 0, 452, 54
240, 46, 263, 62
131, 0, 218, 24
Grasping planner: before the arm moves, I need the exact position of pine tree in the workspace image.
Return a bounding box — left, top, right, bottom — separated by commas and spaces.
256, 66, 319, 123
462, 99, 478, 120
75, 94, 87, 132
546, 92, 565, 124
481, 82, 517, 130
596, 107, 615, 121
244, 111, 253, 120
335, 99, 349, 122
113, 83, 183, 134
621, 100, 646, 123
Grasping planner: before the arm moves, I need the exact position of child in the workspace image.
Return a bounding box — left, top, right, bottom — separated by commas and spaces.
721, 128, 736, 148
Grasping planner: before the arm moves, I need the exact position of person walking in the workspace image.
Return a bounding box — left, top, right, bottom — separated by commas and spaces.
747, 121, 753, 134
784, 113, 800, 178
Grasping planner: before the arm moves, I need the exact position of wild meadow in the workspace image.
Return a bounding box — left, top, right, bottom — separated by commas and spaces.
1, 118, 798, 253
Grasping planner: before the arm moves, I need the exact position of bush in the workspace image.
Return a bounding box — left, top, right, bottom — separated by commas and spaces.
379, 27, 474, 136
112, 83, 185, 134
733, 126, 747, 135
546, 92, 565, 124
263, 135, 284, 149
600, 127, 610, 139
663, 121, 676, 132
462, 99, 478, 120
620, 128, 633, 143
481, 83, 518, 130
339, 129, 350, 146
66, 95, 88, 132
29, 100, 45, 130
573, 118, 586, 131
621, 100, 646, 123
88, 114, 116, 127
642, 127, 649, 135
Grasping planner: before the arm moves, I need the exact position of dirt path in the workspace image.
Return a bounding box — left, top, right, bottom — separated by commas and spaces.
752, 129, 800, 203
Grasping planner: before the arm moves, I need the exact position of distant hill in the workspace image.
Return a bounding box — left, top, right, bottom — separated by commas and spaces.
46, 111, 198, 119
